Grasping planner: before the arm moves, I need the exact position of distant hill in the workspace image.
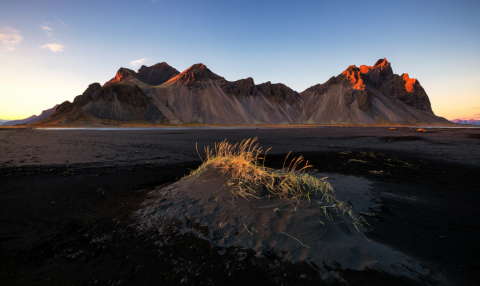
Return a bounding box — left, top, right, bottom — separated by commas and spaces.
2, 105, 58, 126
32, 101, 102, 126
34, 59, 452, 126
451, 119, 480, 125
0, 119, 10, 124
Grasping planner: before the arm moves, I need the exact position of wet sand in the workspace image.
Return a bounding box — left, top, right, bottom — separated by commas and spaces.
1, 127, 479, 285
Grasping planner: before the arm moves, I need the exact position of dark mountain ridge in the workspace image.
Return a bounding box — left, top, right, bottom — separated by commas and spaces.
35, 58, 451, 126
106, 62, 180, 86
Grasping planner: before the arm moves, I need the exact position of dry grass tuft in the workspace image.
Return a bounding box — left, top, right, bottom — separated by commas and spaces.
190, 138, 348, 213
188, 138, 372, 237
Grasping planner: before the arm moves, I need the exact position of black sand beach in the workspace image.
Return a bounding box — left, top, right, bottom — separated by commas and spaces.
1, 127, 479, 285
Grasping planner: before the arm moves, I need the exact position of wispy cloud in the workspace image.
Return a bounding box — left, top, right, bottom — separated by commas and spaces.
130, 58, 149, 67
56, 18, 65, 25
41, 25, 54, 37
40, 43, 64, 52
472, 107, 480, 109
0, 27, 23, 51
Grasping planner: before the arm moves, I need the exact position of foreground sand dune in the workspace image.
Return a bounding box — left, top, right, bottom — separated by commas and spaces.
137, 168, 444, 283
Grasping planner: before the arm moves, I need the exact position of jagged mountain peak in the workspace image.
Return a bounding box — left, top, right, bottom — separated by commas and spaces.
357, 58, 394, 89
401, 73, 420, 92
140, 62, 169, 69
166, 63, 224, 86
340, 58, 392, 76
357, 58, 392, 74
341, 65, 366, 90
40, 58, 449, 126
105, 63, 179, 86
244, 77, 255, 83
387, 72, 431, 113
190, 63, 211, 70
184, 63, 222, 80
73, 83, 102, 106
106, 68, 136, 85
255, 81, 300, 105
221, 77, 257, 98
373, 58, 390, 68
302, 58, 434, 117
137, 62, 177, 72
136, 62, 180, 86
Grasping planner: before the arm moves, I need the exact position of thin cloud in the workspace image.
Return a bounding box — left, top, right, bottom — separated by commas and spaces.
0, 27, 23, 51
130, 58, 149, 67
40, 43, 64, 52
56, 18, 65, 25
472, 107, 480, 109
41, 25, 54, 37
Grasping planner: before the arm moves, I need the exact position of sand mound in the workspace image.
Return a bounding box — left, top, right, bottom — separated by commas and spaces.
136, 168, 445, 283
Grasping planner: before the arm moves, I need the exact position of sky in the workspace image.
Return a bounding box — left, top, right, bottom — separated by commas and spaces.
0, 0, 479, 121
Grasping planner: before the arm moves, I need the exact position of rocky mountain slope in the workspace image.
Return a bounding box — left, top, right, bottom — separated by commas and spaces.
300, 59, 444, 124
141, 63, 304, 125
32, 101, 101, 126
73, 81, 163, 123
35, 59, 451, 126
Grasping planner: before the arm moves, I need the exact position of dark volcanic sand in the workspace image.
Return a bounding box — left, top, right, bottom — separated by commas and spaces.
1, 127, 479, 285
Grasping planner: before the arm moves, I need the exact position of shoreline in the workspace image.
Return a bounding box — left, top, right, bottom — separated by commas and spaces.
2, 123, 478, 130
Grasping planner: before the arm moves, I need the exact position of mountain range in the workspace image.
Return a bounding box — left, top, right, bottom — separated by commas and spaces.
25, 59, 453, 126
450, 119, 480, 125
2, 105, 58, 126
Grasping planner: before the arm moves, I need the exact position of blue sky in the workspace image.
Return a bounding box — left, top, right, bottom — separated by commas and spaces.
1, 0, 479, 120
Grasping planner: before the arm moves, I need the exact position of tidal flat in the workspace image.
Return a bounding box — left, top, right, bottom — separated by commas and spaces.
1, 127, 479, 285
